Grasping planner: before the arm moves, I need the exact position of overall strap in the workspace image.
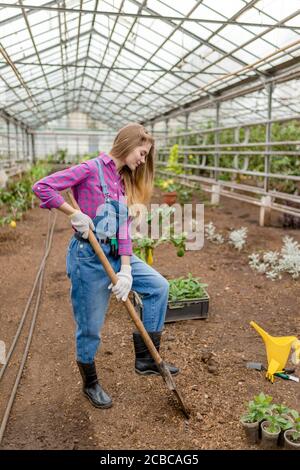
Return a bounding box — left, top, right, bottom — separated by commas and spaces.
95, 158, 110, 201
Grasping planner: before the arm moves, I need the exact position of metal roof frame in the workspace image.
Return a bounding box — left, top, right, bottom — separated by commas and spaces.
0, 0, 299, 129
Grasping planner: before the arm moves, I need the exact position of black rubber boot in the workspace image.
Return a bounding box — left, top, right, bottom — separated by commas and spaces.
133, 331, 179, 376
77, 361, 112, 409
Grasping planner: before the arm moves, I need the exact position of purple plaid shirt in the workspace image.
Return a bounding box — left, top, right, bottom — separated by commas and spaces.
32, 152, 132, 255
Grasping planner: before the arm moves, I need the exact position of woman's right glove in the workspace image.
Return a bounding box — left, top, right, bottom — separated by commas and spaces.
70, 210, 95, 239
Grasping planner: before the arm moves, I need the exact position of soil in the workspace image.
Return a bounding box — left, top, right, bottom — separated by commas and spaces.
0, 188, 299, 450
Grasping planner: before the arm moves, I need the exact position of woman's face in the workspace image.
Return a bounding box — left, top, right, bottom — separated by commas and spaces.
124, 142, 152, 171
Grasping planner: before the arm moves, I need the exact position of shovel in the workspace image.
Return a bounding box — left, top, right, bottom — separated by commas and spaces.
66, 190, 190, 419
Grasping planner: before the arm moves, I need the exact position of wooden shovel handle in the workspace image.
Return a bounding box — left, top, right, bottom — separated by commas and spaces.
66, 190, 162, 365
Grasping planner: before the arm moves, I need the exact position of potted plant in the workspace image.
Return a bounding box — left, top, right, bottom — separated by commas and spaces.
240, 392, 273, 444
160, 179, 179, 205
284, 417, 300, 450
166, 273, 209, 322
272, 403, 294, 446
240, 407, 263, 445
261, 414, 286, 449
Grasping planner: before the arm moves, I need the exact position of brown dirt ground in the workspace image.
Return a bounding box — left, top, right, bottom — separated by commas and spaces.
0, 188, 299, 450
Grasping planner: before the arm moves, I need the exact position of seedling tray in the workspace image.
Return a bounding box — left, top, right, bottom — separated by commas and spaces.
133, 291, 209, 323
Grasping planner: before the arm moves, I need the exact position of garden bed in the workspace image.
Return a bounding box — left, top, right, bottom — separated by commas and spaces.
0, 188, 300, 450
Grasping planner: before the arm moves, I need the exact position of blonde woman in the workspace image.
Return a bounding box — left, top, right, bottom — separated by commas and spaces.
32, 123, 178, 409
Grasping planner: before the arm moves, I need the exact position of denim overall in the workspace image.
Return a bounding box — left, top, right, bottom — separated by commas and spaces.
66, 157, 169, 364
93, 158, 127, 249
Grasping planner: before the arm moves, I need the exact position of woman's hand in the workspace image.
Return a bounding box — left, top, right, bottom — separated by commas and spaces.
69, 210, 95, 239
108, 265, 133, 301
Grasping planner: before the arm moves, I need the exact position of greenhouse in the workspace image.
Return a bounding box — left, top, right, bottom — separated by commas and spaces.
0, 0, 300, 455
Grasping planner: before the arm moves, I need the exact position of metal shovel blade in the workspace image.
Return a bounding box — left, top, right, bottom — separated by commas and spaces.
158, 361, 190, 419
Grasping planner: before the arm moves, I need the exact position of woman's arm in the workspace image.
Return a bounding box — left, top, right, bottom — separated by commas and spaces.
58, 201, 78, 216
32, 162, 90, 210
120, 255, 131, 266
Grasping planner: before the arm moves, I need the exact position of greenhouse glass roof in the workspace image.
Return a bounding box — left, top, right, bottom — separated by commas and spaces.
0, 0, 300, 129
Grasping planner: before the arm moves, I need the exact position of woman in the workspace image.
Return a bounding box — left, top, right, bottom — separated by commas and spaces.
32, 123, 178, 409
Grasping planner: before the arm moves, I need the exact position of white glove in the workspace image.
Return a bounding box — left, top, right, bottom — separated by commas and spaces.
108, 265, 132, 302
70, 210, 95, 239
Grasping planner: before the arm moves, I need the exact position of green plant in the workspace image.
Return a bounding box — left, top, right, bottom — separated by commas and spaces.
253, 392, 273, 408
177, 185, 193, 204
168, 273, 208, 302
132, 235, 164, 264
170, 231, 187, 257
263, 414, 289, 434
288, 408, 299, 421
160, 178, 180, 193
0, 162, 49, 224
241, 392, 273, 424
290, 417, 300, 442
241, 405, 265, 424
166, 144, 183, 175
273, 404, 290, 416
56, 148, 68, 164
154, 177, 167, 189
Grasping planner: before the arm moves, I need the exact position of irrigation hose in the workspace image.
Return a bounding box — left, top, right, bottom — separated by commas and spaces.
0, 211, 57, 445
0, 211, 55, 382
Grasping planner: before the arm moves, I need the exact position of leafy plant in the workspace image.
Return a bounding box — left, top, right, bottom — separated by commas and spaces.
166, 144, 183, 175
228, 227, 248, 251
241, 392, 273, 424
241, 393, 299, 435
168, 273, 208, 302
241, 404, 266, 424
249, 236, 300, 280
290, 417, 300, 442
160, 178, 180, 193
253, 392, 273, 408
0, 162, 49, 225
204, 222, 225, 244
160, 120, 300, 194
56, 148, 68, 164
132, 235, 162, 264
263, 414, 287, 434
273, 404, 291, 416
177, 185, 193, 204
170, 231, 187, 257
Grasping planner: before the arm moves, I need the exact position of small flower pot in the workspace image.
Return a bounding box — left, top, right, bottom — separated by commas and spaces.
261, 421, 281, 449
240, 418, 260, 444
284, 430, 300, 450
277, 414, 294, 447
162, 191, 177, 206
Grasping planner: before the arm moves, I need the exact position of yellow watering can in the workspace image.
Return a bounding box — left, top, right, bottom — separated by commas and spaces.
250, 321, 300, 383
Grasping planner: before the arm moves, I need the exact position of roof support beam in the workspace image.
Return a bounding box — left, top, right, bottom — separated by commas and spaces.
1, 3, 299, 30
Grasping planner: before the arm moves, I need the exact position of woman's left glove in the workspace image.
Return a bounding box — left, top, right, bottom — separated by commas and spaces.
108, 265, 132, 302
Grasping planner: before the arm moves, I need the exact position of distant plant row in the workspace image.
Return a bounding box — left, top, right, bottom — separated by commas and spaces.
159, 120, 300, 194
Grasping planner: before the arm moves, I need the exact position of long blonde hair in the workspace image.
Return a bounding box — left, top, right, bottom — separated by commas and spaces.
110, 123, 155, 207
